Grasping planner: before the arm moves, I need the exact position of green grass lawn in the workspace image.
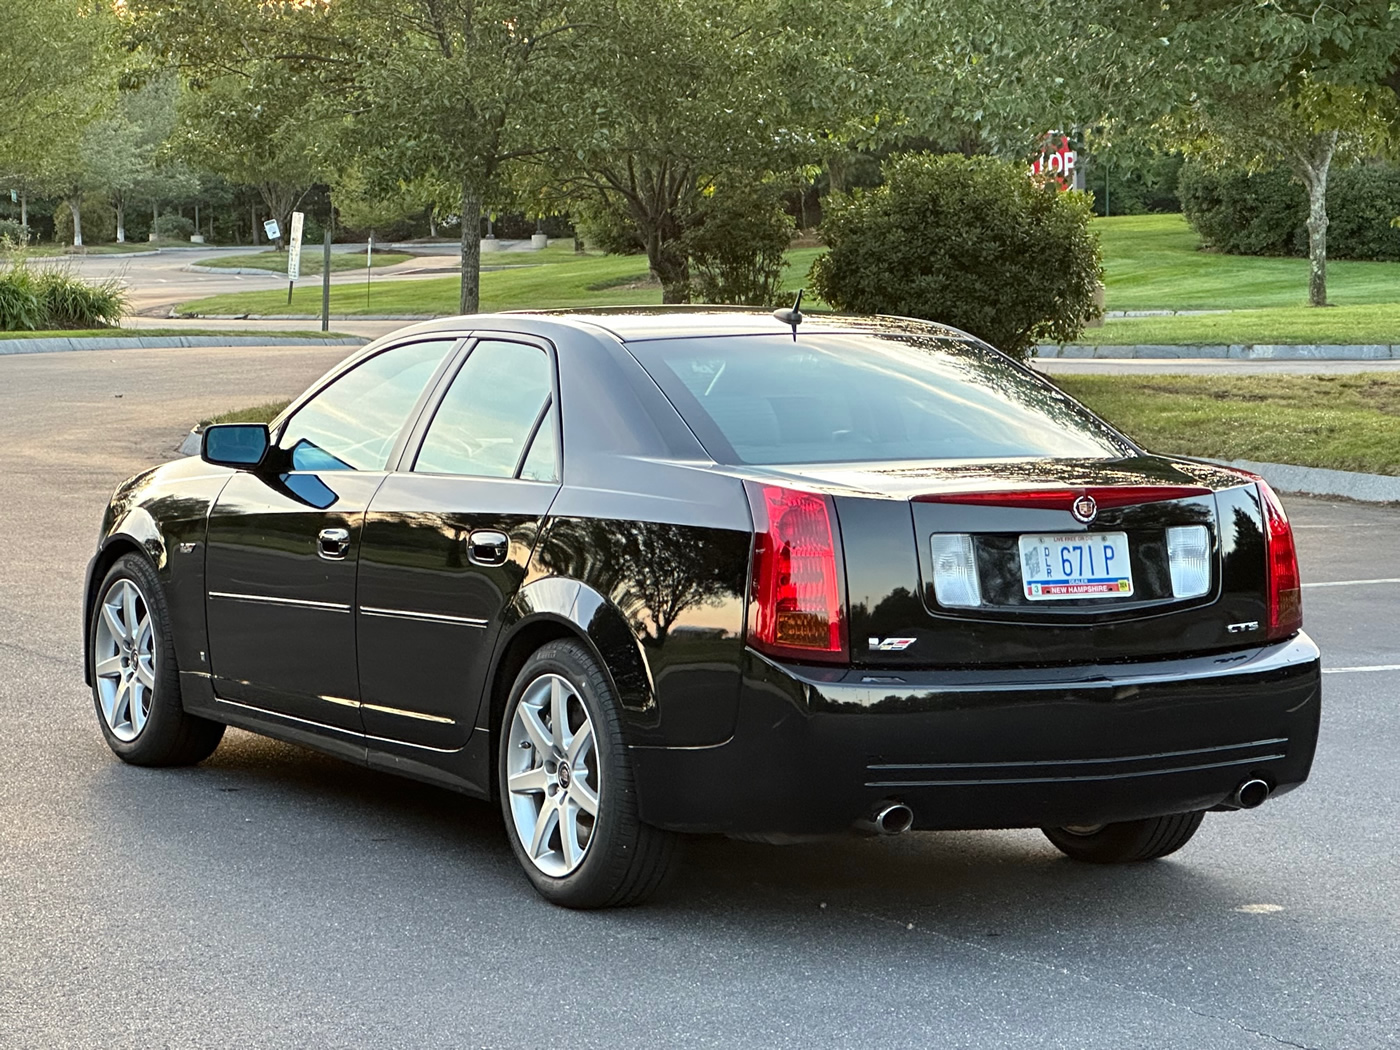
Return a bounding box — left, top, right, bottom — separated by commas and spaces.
0, 327, 356, 340
202, 400, 293, 427
1092, 303, 1400, 346
178, 247, 824, 317
199, 250, 413, 274
1055, 373, 1400, 475
1098, 214, 1400, 311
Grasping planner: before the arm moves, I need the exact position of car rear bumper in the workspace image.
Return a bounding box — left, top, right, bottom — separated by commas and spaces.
630, 634, 1322, 834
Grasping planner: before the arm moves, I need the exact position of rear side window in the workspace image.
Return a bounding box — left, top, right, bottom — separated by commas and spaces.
627, 333, 1131, 465
413, 340, 556, 479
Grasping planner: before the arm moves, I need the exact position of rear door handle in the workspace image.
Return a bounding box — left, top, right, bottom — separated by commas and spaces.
318, 527, 351, 560
466, 529, 510, 567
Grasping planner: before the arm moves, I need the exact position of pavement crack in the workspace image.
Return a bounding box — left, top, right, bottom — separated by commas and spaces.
0, 636, 76, 672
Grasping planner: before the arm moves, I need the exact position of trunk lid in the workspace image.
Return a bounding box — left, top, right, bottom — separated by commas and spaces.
757, 456, 1270, 669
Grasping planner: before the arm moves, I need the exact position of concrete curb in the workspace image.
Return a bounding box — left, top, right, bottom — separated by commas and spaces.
184, 264, 288, 275
1219, 459, 1400, 504
0, 334, 367, 355
1039, 343, 1400, 360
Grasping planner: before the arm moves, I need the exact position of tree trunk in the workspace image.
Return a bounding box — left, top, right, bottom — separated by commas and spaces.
459, 178, 482, 314
428, 205, 437, 238
69, 196, 83, 247
115, 200, 125, 243
645, 228, 689, 304
153, 200, 159, 241
1295, 130, 1339, 308
251, 205, 259, 246
19, 191, 26, 229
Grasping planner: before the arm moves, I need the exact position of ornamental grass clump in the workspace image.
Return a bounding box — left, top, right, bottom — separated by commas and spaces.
0, 249, 127, 330
810, 153, 1103, 359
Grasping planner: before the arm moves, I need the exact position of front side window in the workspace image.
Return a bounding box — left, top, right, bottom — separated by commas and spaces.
278, 340, 456, 471
414, 340, 556, 479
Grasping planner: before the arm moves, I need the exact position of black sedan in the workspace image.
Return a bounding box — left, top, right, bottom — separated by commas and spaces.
84, 309, 1320, 907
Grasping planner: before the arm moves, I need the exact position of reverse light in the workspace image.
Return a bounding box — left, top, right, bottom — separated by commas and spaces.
929, 533, 982, 608
1259, 480, 1302, 639
745, 483, 848, 663
1166, 525, 1211, 599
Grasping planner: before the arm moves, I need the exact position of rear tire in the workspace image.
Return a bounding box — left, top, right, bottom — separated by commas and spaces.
89, 553, 224, 767
1042, 811, 1205, 864
498, 639, 678, 908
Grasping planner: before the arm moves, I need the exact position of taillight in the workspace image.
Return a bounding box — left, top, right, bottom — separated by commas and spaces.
745, 482, 848, 663
1259, 481, 1302, 639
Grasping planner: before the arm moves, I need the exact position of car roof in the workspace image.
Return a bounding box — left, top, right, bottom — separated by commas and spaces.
387, 306, 976, 344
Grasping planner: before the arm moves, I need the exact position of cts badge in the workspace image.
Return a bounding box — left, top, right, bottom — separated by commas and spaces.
869, 637, 916, 651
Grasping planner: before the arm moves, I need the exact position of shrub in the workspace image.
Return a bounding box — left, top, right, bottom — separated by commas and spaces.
1179, 160, 1400, 261
1178, 162, 1304, 256
52, 198, 117, 245
686, 182, 794, 307
0, 219, 31, 245
0, 261, 43, 330
0, 256, 127, 330
154, 213, 196, 240
34, 267, 127, 327
1325, 166, 1400, 261
809, 153, 1102, 359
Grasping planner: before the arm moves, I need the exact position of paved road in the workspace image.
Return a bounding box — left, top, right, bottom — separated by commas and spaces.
2, 346, 1397, 1049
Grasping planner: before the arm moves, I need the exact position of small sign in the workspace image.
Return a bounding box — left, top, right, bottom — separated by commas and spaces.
8, 189, 15, 204
1029, 133, 1083, 192
263, 218, 281, 241
286, 211, 305, 281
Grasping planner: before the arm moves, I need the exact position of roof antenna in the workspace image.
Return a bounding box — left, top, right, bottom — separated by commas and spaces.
773, 289, 804, 340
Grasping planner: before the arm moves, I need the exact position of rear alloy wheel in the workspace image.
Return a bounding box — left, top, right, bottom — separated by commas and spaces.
1042, 811, 1206, 864
90, 553, 224, 766
499, 639, 677, 908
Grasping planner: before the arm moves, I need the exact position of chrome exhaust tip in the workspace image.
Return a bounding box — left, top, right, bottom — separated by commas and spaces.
856, 801, 915, 836
1231, 778, 1271, 810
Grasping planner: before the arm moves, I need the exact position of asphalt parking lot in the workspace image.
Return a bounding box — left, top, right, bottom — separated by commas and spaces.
1, 345, 1397, 1049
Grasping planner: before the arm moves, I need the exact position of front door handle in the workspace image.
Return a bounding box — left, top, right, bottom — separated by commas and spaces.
466, 529, 510, 567
318, 527, 351, 560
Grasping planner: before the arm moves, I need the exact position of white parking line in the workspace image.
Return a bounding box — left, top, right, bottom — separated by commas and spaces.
1303, 578, 1400, 589
1322, 665, 1400, 675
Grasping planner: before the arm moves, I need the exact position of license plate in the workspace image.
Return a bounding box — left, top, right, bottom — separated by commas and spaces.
1019, 532, 1133, 600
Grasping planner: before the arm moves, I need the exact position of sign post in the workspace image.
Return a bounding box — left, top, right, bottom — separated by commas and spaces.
285, 211, 305, 305
321, 229, 332, 332
366, 232, 373, 309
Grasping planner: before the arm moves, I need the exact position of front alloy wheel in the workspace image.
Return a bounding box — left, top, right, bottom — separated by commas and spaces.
89, 553, 224, 766
498, 640, 677, 908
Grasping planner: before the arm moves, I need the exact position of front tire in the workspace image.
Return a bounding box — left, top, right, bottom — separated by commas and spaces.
498, 639, 677, 908
89, 553, 224, 766
1042, 811, 1206, 864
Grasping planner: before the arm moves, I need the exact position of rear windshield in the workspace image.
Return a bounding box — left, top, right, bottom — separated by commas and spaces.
627, 332, 1133, 465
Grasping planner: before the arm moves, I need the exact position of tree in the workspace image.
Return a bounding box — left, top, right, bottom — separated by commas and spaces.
810, 153, 1102, 358
966, 0, 1400, 307
128, 0, 585, 308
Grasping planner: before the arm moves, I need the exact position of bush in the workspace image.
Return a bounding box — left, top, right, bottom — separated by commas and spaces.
52, 198, 117, 246
1179, 160, 1400, 261
153, 214, 196, 240
1325, 166, 1400, 261
0, 219, 31, 245
0, 255, 127, 330
809, 153, 1102, 359
1178, 162, 1304, 256
686, 182, 794, 307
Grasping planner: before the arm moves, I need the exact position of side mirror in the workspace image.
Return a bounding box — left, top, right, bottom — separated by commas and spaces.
202, 423, 271, 469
